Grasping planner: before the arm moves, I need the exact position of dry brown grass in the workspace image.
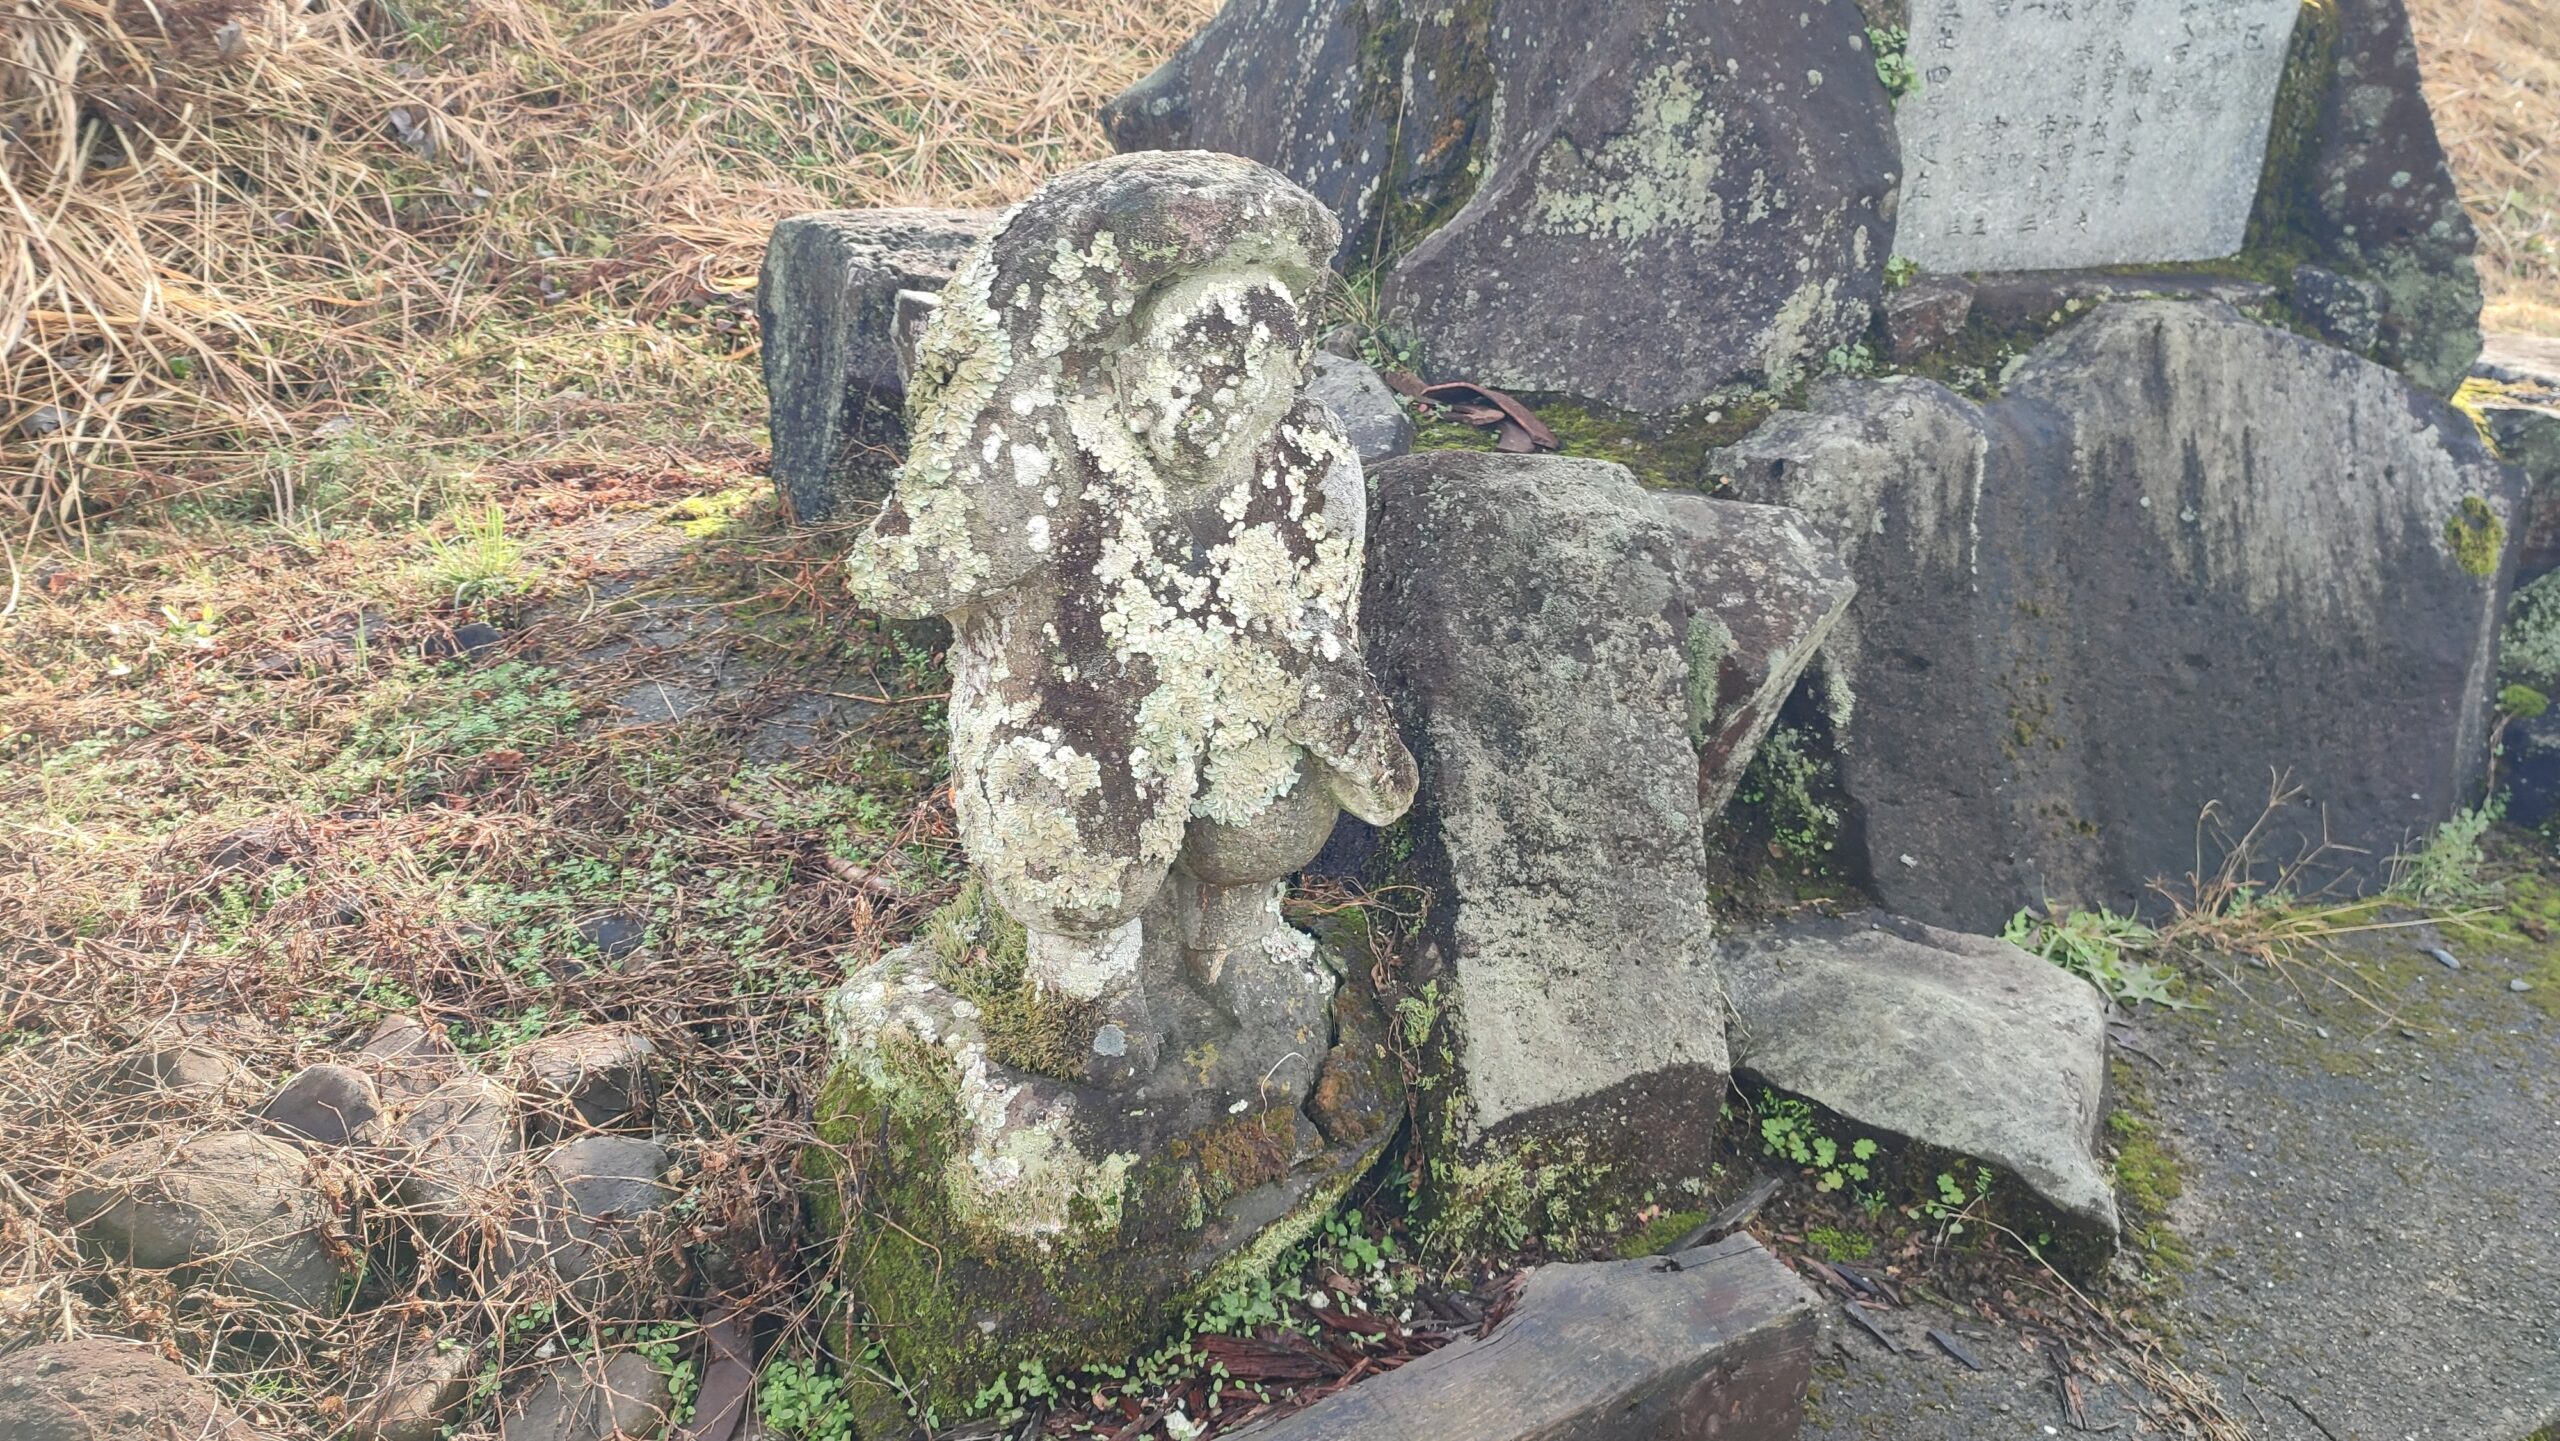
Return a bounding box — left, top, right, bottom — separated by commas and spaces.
1, 0, 1212, 526
2408, 0, 2560, 334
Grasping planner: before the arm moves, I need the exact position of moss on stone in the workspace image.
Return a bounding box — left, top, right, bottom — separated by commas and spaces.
1407, 392, 1779, 489
2503, 572, 2560, 688
2445, 495, 2506, 578
808, 1046, 1370, 1424
920, 879, 1099, 1081
1620, 1207, 1712, 1258
2105, 1073, 2191, 1282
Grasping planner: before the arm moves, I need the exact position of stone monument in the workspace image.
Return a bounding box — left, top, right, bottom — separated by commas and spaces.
1893, 0, 2302, 272
818, 150, 1417, 1419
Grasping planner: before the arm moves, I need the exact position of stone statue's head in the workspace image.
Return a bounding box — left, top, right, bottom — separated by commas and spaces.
903, 151, 1343, 497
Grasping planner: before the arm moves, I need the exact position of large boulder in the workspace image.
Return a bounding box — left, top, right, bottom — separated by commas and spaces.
1715, 300, 2517, 930
1722, 912, 2119, 1256
1360, 451, 1847, 1232
1105, 0, 1897, 413
64, 1130, 343, 1312
0, 1340, 273, 1441
756, 208, 997, 524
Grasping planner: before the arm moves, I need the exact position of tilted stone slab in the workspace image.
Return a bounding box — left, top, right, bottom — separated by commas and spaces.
1106, 0, 1896, 414
1722, 912, 2118, 1250
755, 208, 995, 523
1361, 452, 1844, 1206
1365, 452, 1727, 1170
1716, 300, 2517, 930
1233, 1234, 1819, 1441
1666, 495, 1854, 815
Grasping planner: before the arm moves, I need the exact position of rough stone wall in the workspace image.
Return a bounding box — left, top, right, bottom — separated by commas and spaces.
1719, 300, 2516, 929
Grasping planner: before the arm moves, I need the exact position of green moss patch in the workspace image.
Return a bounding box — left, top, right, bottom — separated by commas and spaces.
2445, 495, 2506, 578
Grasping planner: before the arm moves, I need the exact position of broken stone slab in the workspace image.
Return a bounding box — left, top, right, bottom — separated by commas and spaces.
1665, 495, 1855, 816
1715, 300, 2517, 930
1722, 912, 2119, 1255
1106, 0, 1895, 414
510, 1025, 656, 1137
1880, 275, 1977, 364
1890, 0, 2300, 273
1362, 452, 1844, 1219
495, 1350, 670, 1441
1232, 1234, 1819, 1440
64, 1129, 345, 1312
2293, 0, 2483, 393
1306, 352, 1412, 467
1, 1339, 277, 1441
755, 207, 996, 524
257, 1062, 384, 1146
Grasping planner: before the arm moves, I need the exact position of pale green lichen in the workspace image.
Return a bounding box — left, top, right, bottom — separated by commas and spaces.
1528, 62, 1726, 245
1684, 614, 1736, 747
826, 954, 1133, 1239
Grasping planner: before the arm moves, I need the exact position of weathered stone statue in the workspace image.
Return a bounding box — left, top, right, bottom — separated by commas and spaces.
821, 150, 1416, 1420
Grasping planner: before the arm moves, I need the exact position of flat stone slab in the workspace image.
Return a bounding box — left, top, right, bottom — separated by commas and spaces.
1723, 912, 2118, 1247
1893, 0, 2299, 271
1798, 921, 2560, 1441
1235, 1233, 1820, 1440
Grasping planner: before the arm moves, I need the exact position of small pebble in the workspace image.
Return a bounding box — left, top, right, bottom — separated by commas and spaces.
2514, 979, 2535, 993
2424, 946, 2461, 970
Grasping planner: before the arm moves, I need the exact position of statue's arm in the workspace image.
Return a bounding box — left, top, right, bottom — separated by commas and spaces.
844, 479, 1045, 618
1287, 644, 1419, 826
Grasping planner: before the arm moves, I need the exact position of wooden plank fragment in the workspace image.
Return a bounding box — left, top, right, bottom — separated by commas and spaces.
1232, 1233, 1819, 1441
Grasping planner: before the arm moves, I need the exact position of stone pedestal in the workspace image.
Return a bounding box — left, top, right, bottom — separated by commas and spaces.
817, 883, 1397, 1416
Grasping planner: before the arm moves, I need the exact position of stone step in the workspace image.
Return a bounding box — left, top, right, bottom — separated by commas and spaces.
1232, 1234, 1819, 1441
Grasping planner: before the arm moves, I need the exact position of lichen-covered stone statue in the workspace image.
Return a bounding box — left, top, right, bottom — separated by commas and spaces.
818, 151, 1416, 1422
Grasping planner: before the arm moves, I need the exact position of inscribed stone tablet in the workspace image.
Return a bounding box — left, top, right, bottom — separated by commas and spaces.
1893, 0, 2301, 272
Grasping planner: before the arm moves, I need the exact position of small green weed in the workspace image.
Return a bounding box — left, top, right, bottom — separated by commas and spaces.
1867, 25, 1919, 99
419, 503, 530, 608
758, 1357, 856, 1441
2388, 801, 2500, 905
2001, 906, 2194, 1008
1757, 1094, 1878, 1195
1733, 724, 1840, 860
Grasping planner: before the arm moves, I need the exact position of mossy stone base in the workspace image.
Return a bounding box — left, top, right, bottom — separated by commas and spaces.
811, 891, 1400, 1425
